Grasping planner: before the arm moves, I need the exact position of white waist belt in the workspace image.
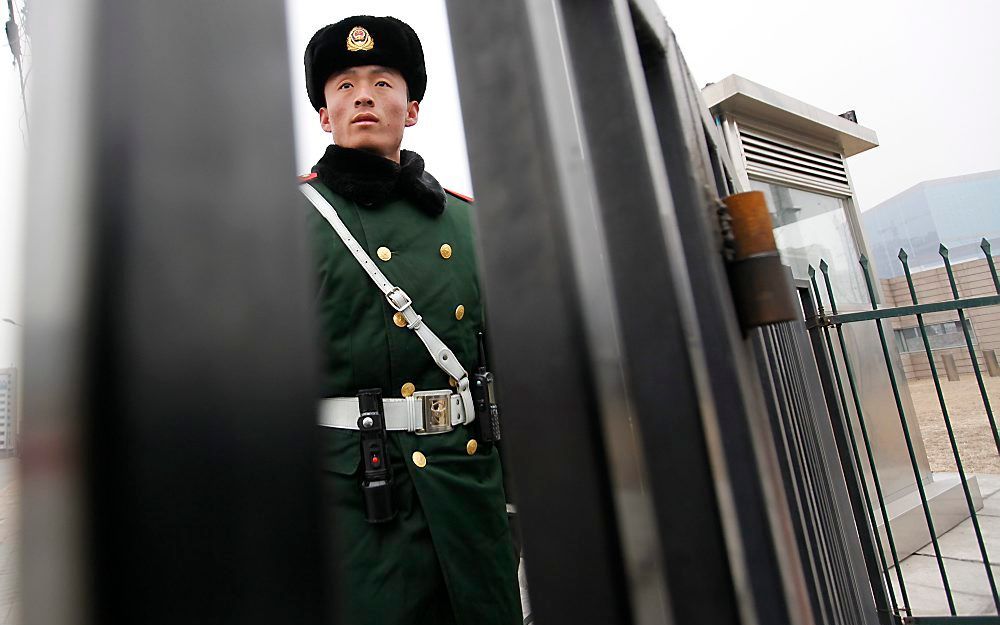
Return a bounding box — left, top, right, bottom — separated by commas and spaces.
318, 390, 473, 434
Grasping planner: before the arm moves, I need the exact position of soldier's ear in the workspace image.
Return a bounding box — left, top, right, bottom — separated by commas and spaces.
404, 100, 419, 128
319, 107, 333, 134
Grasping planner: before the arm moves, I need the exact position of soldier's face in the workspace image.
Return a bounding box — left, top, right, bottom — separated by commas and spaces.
319, 65, 419, 163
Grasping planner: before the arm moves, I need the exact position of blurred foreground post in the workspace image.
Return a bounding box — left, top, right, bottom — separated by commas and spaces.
22, 1, 325, 624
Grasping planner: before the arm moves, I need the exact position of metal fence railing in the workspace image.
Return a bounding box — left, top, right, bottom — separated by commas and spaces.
805, 239, 1000, 624
754, 315, 880, 625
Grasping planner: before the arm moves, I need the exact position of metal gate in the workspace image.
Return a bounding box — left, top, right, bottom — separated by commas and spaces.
755, 300, 884, 625
805, 240, 1000, 624
20, 0, 907, 623
446, 1, 882, 624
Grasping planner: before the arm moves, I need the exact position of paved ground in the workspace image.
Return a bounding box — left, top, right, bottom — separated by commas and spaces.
889, 473, 1000, 617
898, 375, 1000, 615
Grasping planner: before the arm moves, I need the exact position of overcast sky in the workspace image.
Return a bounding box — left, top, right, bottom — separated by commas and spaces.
0, 0, 997, 369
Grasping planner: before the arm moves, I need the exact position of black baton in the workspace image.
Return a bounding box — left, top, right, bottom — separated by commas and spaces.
472, 332, 501, 443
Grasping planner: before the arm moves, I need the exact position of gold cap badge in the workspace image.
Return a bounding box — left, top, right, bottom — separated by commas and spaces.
346, 26, 374, 52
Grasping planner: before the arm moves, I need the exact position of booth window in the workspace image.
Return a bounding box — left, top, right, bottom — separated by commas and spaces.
894, 319, 975, 353
749, 179, 869, 306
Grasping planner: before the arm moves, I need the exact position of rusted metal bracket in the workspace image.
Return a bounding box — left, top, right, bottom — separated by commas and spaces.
721, 190, 800, 330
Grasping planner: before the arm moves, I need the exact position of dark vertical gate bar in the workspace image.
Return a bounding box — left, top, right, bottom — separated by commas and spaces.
940, 244, 1000, 455
445, 2, 674, 624
551, 1, 769, 622
855, 257, 957, 615
813, 266, 910, 615
796, 313, 877, 623
21, 3, 93, 622
779, 317, 875, 625
983, 239, 1000, 293
24, 1, 325, 625
900, 250, 1000, 612
778, 321, 844, 625
774, 322, 850, 625
779, 318, 865, 625
800, 285, 897, 623
791, 313, 865, 625
446, 0, 826, 623
631, 4, 822, 624
759, 324, 838, 624
773, 328, 843, 622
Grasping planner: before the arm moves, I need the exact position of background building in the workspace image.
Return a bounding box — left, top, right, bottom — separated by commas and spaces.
0, 368, 16, 453
879, 255, 1000, 380
863, 169, 1000, 279
861, 169, 1000, 380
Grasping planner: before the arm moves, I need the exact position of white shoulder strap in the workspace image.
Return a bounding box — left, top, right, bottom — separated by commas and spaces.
299, 183, 475, 419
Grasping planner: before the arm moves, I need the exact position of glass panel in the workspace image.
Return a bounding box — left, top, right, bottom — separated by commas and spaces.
892, 330, 909, 352
750, 179, 868, 306
896, 328, 911, 353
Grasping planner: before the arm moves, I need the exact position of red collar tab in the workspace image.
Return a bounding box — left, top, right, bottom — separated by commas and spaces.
298, 172, 318, 183
445, 188, 474, 203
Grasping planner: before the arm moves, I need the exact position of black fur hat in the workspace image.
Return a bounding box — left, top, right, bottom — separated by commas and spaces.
304, 16, 427, 111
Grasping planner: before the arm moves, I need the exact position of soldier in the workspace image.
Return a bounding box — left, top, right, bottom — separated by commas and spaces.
299, 15, 523, 625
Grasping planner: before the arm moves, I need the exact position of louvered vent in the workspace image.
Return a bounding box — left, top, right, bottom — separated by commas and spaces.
739, 128, 851, 196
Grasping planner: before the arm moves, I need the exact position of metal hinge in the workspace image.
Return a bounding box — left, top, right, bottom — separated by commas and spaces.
804, 311, 834, 331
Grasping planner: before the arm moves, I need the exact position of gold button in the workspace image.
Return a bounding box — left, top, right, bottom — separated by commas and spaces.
393, 312, 407, 328
377, 247, 392, 261
439, 243, 453, 259
466, 439, 478, 455
401, 382, 416, 397
412, 451, 427, 468
448, 377, 457, 388
455, 305, 465, 321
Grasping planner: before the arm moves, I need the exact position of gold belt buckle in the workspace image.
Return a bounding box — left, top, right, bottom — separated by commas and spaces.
413, 390, 454, 435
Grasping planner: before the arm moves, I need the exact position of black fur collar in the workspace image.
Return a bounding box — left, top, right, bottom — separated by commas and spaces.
311, 145, 446, 216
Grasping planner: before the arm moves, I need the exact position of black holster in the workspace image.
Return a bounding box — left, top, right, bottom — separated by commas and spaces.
472, 370, 501, 443
357, 388, 395, 523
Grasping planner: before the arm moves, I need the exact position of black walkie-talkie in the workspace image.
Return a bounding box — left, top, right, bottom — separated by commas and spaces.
472, 332, 501, 443
357, 388, 395, 523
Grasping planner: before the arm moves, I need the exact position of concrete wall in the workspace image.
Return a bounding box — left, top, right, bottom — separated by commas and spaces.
881, 255, 1000, 380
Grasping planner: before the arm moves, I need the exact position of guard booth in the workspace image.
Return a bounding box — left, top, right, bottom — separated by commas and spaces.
21, 1, 899, 625
704, 75, 982, 564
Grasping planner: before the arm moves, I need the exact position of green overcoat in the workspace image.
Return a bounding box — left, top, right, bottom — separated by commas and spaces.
302, 171, 521, 625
